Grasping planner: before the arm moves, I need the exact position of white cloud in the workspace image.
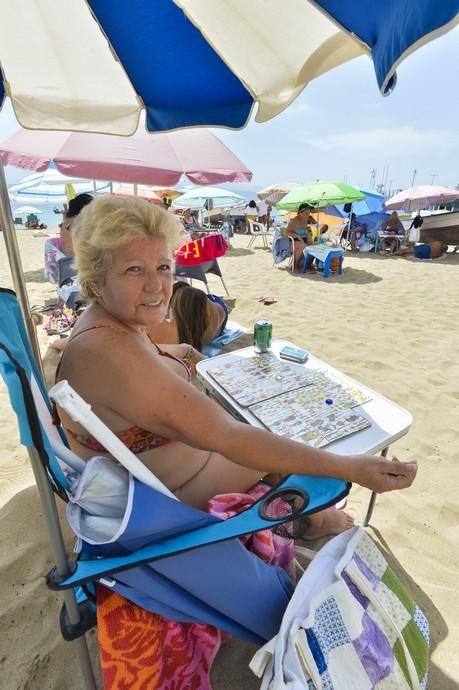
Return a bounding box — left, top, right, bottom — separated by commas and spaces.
301, 126, 459, 158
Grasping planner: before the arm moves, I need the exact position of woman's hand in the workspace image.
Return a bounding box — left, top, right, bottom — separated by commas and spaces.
346, 454, 417, 493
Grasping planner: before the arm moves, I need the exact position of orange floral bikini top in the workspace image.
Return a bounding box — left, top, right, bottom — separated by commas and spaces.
54, 324, 195, 455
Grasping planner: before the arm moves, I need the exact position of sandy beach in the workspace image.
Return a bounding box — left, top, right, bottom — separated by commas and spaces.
0, 229, 458, 689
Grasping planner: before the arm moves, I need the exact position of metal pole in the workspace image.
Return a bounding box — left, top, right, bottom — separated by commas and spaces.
0, 163, 44, 375
363, 446, 388, 526
28, 447, 97, 690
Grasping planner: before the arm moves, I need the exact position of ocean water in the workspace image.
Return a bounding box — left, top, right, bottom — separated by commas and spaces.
11, 183, 272, 230
12, 203, 64, 230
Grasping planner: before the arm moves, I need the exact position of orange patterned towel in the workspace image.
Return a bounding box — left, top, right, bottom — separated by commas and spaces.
97, 484, 294, 689
97, 586, 221, 690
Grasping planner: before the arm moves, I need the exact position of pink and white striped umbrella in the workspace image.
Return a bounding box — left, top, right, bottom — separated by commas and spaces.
385, 185, 459, 211
0, 125, 252, 186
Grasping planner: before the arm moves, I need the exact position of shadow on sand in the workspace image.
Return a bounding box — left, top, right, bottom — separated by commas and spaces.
369, 526, 454, 690
225, 247, 255, 258
280, 265, 382, 285
22, 269, 48, 284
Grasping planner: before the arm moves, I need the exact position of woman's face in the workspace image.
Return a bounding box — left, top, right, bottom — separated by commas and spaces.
97, 236, 173, 330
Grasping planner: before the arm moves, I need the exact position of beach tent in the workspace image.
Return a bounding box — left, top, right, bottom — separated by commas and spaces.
326, 189, 386, 218
0, 2, 456, 135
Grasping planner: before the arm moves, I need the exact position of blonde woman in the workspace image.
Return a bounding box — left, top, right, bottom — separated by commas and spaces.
54, 196, 416, 536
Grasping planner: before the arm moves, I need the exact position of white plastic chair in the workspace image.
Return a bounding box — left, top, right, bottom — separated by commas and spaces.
247, 221, 271, 249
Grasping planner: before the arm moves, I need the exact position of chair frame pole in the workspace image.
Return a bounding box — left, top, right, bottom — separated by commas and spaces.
363, 446, 388, 527
27, 446, 97, 690
0, 163, 44, 377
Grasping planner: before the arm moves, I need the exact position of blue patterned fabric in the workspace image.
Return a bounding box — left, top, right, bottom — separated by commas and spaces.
252, 527, 430, 689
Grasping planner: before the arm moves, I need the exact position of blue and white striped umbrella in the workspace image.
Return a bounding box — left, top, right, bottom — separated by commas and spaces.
0, 1, 457, 135
8, 168, 110, 204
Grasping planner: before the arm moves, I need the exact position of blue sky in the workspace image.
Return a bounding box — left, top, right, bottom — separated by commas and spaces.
1, 25, 458, 196
213, 25, 459, 194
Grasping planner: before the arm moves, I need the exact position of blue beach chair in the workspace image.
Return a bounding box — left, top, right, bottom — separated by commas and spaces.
272, 229, 294, 271
0, 288, 350, 689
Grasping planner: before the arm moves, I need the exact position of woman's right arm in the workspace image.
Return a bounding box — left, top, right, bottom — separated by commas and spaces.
98, 337, 417, 495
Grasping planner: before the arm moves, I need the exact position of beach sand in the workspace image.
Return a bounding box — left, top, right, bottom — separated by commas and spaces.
0, 229, 458, 689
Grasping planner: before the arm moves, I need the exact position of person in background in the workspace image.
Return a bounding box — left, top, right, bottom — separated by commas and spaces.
344, 212, 366, 252
180, 207, 206, 237
149, 281, 228, 352
257, 198, 272, 228
286, 202, 317, 270
54, 202, 68, 216
318, 224, 329, 243
245, 199, 259, 233
394, 241, 447, 260
408, 212, 424, 248
59, 193, 93, 256
379, 211, 402, 254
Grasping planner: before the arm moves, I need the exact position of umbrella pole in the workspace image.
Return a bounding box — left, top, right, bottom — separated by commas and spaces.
0, 163, 44, 375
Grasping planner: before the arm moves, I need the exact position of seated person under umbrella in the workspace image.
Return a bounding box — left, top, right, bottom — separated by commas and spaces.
379, 211, 404, 254
343, 213, 365, 251
285, 203, 317, 270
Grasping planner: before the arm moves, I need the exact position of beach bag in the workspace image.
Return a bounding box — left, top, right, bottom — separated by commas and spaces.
250, 526, 429, 690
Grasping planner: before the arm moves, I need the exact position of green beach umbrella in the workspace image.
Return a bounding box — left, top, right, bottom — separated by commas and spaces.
277, 181, 366, 211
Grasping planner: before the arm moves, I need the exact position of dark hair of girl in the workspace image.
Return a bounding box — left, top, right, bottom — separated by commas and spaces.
170, 282, 209, 351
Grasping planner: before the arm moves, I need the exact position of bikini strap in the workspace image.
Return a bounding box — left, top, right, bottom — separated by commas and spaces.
147, 336, 193, 381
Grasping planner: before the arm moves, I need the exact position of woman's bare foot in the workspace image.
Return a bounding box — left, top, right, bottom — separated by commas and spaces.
296, 507, 355, 540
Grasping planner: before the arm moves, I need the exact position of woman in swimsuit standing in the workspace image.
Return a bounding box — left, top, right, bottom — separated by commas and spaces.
55, 195, 416, 538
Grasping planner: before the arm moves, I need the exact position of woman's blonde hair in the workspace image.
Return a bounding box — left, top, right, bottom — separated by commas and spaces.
73, 195, 181, 299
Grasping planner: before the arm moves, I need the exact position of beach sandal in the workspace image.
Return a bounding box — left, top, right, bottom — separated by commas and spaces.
256, 295, 277, 305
